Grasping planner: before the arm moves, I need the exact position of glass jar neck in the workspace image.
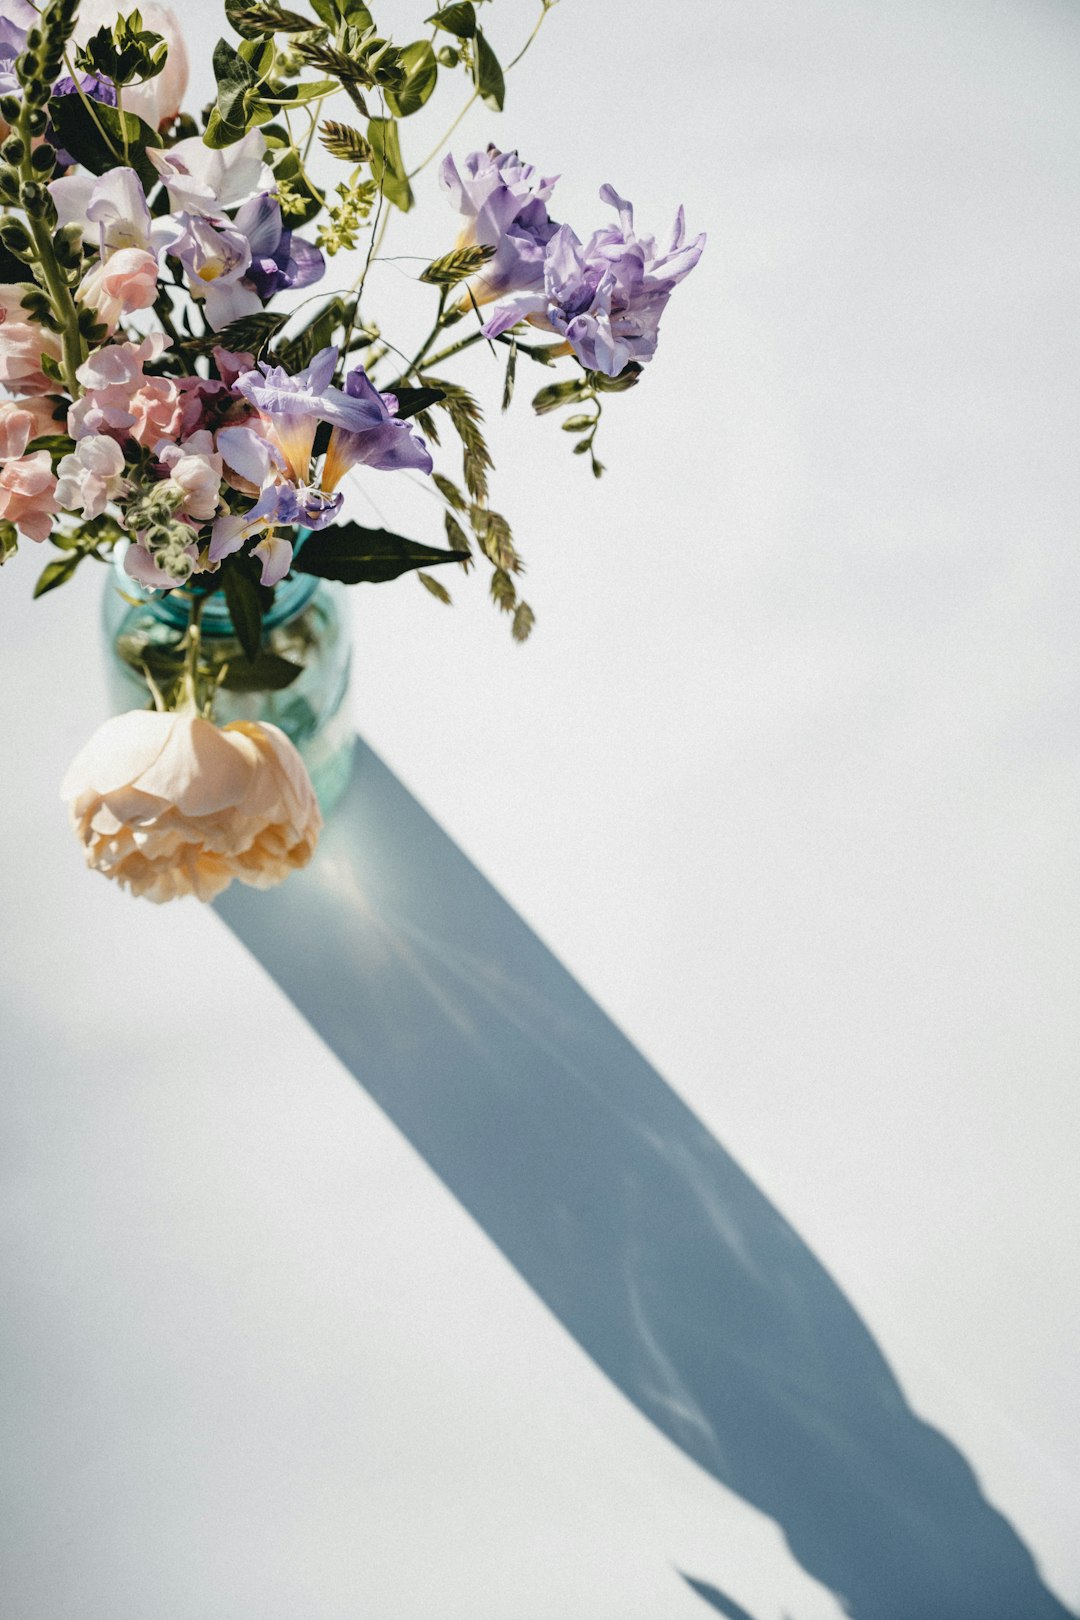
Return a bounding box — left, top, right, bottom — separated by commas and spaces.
112, 536, 318, 636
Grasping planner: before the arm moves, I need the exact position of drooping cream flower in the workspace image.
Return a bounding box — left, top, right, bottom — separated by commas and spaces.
61, 710, 322, 902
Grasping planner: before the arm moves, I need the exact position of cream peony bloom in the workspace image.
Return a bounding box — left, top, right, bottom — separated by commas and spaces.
61, 710, 322, 902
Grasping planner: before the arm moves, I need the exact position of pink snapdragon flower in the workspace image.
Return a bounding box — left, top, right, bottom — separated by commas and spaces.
55, 434, 127, 519
155, 431, 223, 522
79, 247, 160, 330
0, 287, 64, 396
0, 396, 59, 459
0, 450, 58, 540
68, 334, 183, 447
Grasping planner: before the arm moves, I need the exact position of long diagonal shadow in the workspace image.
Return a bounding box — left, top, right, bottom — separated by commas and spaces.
217, 742, 1073, 1620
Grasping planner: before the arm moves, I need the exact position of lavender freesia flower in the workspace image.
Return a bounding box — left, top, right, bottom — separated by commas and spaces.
235, 346, 387, 484
440, 146, 560, 303
209, 478, 342, 586
322, 368, 433, 493
232, 193, 324, 302
483, 185, 705, 377
170, 213, 258, 329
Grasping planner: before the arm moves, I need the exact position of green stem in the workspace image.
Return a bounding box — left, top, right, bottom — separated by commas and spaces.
15, 143, 84, 395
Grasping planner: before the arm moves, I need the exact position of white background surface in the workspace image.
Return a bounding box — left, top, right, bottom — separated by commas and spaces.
2, 1, 1079, 1615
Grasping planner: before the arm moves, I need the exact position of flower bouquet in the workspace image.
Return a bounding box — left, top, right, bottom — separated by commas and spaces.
0, 0, 703, 901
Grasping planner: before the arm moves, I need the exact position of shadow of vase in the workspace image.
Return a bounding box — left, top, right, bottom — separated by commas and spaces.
217, 740, 1074, 1620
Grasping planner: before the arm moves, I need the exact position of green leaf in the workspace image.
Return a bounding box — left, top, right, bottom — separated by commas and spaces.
47, 95, 162, 188
0, 522, 18, 566
33, 553, 82, 599
419, 242, 494, 287
386, 386, 445, 419
416, 571, 451, 604
311, 0, 373, 25
293, 523, 469, 584
384, 39, 438, 118
367, 116, 412, 211
426, 2, 476, 39
473, 29, 504, 111
221, 564, 263, 661
219, 650, 304, 691
319, 119, 372, 162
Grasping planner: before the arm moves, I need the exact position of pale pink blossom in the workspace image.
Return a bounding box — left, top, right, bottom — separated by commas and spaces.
79, 247, 160, 330
156, 431, 223, 522
68, 335, 182, 446
0, 287, 63, 396
55, 434, 127, 519
0, 397, 58, 459
0, 450, 59, 541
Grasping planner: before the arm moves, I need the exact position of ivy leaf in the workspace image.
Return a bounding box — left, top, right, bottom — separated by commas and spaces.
47, 95, 162, 187
386, 385, 445, 419
384, 39, 438, 119
426, 2, 476, 39
419, 242, 494, 288
219, 650, 303, 690
473, 29, 504, 111
33, 552, 82, 599
293, 523, 469, 584
416, 571, 451, 604
368, 116, 412, 211
221, 563, 263, 661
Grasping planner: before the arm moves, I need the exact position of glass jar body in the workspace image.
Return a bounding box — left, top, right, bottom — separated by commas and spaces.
102, 550, 354, 813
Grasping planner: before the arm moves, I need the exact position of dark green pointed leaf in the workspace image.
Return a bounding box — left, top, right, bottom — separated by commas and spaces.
473, 29, 504, 111
384, 39, 438, 118
294, 523, 469, 584
426, 2, 476, 38
47, 95, 162, 187
367, 116, 412, 211
386, 386, 446, 419
219, 650, 303, 690
221, 563, 263, 660
33, 552, 82, 599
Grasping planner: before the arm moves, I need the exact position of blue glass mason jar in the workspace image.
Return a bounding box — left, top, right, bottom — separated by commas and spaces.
102, 538, 354, 813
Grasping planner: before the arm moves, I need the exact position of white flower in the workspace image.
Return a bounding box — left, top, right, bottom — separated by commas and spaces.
147, 130, 273, 216
61, 709, 322, 903
55, 433, 127, 519
49, 167, 175, 257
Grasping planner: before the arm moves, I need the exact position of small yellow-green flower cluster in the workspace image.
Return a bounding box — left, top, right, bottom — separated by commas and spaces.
316, 178, 378, 256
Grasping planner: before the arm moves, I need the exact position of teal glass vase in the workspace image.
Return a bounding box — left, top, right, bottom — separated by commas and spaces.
102, 542, 354, 814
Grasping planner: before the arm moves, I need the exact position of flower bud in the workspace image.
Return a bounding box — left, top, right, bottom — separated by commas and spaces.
0, 219, 32, 258
0, 95, 21, 125
30, 142, 56, 173
25, 106, 48, 136
1, 134, 24, 164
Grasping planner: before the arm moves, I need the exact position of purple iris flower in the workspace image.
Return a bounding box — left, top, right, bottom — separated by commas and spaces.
232, 192, 324, 302
322, 368, 433, 492
46, 75, 118, 168
483, 186, 705, 377
235, 346, 388, 484
440, 146, 560, 303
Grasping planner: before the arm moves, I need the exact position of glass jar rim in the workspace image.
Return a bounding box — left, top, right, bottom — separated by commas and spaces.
110, 535, 318, 635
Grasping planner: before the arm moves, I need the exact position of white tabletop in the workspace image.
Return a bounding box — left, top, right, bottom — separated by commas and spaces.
2, 2, 1078, 1616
